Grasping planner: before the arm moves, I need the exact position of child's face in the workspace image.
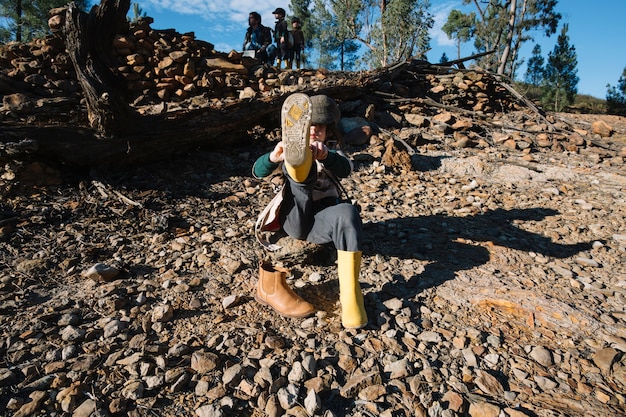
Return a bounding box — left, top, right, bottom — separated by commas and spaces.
310, 124, 328, 142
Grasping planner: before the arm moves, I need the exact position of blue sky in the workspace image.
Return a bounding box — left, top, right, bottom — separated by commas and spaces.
135, 0, 625, 99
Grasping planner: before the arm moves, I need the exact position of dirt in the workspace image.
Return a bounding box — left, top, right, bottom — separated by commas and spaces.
0, 110, 625, 417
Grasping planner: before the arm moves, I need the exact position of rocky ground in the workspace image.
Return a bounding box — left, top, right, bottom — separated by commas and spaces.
0, 108, 625, 417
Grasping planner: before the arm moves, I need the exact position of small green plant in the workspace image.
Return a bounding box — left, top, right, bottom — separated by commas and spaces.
130, 3, 147, 22
606, 67, 626, 116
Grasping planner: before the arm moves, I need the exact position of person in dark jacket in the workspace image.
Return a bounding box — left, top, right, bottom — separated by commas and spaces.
289, 17, 305, 69
268, 7, 290, 68
242, 11, 272, 63
252, 93, 368, 329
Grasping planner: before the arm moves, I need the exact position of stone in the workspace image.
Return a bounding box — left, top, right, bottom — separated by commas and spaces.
468, 401, 500, 417
191, 351, 220, 374
591, 120, 613, 137
530, 346, 554, 367
593, 347, 619, 374
82, 263, 121, 282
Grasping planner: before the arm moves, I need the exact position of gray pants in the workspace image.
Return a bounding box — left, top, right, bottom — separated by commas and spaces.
280, 169, 362, 252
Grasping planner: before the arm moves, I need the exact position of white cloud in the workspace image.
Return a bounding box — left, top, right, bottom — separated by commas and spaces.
143, 0, 278, 24
430, 1, 457, 48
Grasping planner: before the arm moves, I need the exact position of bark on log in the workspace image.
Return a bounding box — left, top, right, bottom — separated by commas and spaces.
1, 85, 366, 168
64, 0, 136, 136
3, 99, 277, 168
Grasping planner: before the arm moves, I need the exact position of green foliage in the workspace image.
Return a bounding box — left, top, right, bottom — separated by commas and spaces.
571, 94, 607, 114
310, 0, 360, 70
457, 0, 560, 78
0, 0, 90, 42
524, 44, 544, 86
130, 3, 147, 22
362, 0, 433, 68
441, 8, 475, 60
439, 52, 449, 64
541, 23, 578, 112
606, 66, 626, 116
307, 0, 432, 69
515, 81, 607, 114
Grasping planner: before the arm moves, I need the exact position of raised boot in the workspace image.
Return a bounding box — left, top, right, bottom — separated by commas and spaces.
256, 263, 315, 318
337, 250, 368, 329
281, 93, 312, 182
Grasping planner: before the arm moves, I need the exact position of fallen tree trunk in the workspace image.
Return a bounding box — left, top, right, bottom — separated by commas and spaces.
2, 98, 280, 168
0, 0, 545, 170
1, 85, 368, 168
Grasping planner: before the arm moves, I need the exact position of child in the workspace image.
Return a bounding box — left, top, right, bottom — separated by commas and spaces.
252, 93, 368, 329
270, 7, 290, 68
290, 17, 304, 69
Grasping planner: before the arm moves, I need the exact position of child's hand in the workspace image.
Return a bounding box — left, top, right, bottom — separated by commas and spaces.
269, 142, 285, 163
310, 141, 328, 160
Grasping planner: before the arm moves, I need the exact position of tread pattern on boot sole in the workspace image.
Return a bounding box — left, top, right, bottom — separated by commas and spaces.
281, 93, 312, 167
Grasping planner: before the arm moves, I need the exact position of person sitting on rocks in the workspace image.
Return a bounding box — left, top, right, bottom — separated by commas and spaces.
252, 93, 368, 329
242, 11, 272, 62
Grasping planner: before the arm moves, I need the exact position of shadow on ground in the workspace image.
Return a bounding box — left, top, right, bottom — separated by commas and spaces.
367, 207, 591, 298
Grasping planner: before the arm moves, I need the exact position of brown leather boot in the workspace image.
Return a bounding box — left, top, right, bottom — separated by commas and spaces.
256, 263, 315, 318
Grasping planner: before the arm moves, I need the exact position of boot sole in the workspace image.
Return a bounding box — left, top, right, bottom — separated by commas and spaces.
255, 295, 316, 319
281, 93, 312, 167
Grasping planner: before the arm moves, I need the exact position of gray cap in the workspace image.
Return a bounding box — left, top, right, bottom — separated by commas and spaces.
310, 95, 340, 125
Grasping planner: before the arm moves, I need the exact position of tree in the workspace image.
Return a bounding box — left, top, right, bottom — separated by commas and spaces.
439, 52, 449, 64
542, 23, 578, 112
359, 0, 433, 68
456, 0, 560, 78
305, 0, 433, 69
0, 0, 90, 42
606, 67, 626, 116
524, 43, 544, 86
309, 0, 359, 70
289, 0, 312, 66
441, 9, 476, 60
329, 0, 361, 70
130, 2, 146, 22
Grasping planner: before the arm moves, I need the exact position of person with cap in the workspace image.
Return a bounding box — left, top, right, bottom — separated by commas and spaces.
242, 11, 272, 63
289, 17, 305, 69
252, 93, 368, 329
268, 7, 290, 68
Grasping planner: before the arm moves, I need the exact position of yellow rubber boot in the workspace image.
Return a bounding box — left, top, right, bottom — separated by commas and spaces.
337, 250, 368, 329
285, 157, 312, 182
281, 93, 312, 182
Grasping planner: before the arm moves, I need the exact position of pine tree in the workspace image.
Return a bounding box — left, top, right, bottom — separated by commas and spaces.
457, 0, 560, 79
0, 0, 89, 42
362, 0, 433, 68
131, 3, 147, 23
441, 9, 475, 60
439, 52, 449, 64
524, 44, 544, 86
310, 0, 359, 70
542, 23, 578, 112
606, 67, 626, 116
